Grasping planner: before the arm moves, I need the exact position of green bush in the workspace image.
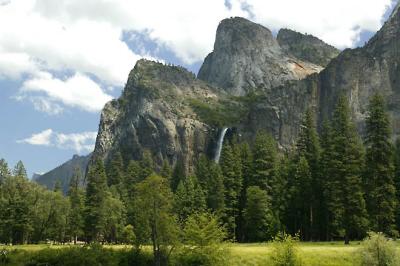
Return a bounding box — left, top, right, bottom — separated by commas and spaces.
269, 233, 302, 266
359, 232, 399, 266
173, 212, 228, 266
4, 244, 153, 266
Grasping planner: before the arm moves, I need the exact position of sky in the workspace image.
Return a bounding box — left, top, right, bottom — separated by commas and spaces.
0, 0, 398, 178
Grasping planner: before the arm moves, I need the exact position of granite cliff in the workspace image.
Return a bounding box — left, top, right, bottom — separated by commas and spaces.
91, 4, 400, 173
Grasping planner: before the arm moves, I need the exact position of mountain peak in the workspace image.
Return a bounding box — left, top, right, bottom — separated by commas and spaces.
277, 28, 339, 67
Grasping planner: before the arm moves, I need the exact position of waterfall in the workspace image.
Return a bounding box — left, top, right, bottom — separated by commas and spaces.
214, 127, 228, 163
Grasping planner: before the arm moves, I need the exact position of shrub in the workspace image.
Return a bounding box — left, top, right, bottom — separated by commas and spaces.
269, 233, 302, 266
173, 212, 228, 266
359, 232, 399, 266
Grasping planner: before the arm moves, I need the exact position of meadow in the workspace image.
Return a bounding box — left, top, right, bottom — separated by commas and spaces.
1, 241, 387, 266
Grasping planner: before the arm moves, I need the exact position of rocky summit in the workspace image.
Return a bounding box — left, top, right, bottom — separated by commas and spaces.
91, 9, 400, 174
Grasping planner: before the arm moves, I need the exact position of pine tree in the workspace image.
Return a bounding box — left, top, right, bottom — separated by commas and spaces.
0, 158, 9, 185
251, 132, 277, 192
364, 93, 397, 236
160, 159, 172, 181
85, 159, 108, 242
293, 156, 313, 240
68, 168, 84, 244
139, 150, 155, 181
13, 161, 27, 179
296, 108, 321, 240
244, 186, 275, 242
171, 159, 186, 192
174, 175, 206, 221
220, 142, 242, 240
329, 96, 368, 244
394, 138, 400, 232
106, 152, 124, 187
206, 162, 225, 214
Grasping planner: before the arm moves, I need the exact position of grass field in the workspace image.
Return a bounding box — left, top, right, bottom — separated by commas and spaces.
1, 241, 398, 265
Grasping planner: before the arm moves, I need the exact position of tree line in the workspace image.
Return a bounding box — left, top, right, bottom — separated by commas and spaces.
1, 93, 399, 250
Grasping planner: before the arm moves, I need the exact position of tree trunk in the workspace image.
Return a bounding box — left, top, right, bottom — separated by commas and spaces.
344, 233, 350, 245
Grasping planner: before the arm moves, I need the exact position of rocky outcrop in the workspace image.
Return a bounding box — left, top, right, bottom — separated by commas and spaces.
92, 5, 400, 174
93, 60, 226, 173
198, 17, 323, 96
35, 154, 91, 194
277, 28, 340, 67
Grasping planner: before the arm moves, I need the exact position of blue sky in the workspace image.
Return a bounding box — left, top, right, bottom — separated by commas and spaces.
0, 0, 397, 178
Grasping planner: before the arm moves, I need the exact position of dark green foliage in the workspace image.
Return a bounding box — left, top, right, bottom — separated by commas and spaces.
326, 96, 368, 243
5, 244, 153, 266
251, 132, 277, 192
67, 168, 85, 243
243, 186, 275, 242
174, 176, 206, 222
175, 212, 228, 266
13, 160, 27, 179
220, 142, 242, 240
364, 94, 397, 236
171, 159, 186, 192
85, 159, 108, 242
395, 138, 400, 232
133, 174, 179, 265
139, 150, 155, 181
106, 151, 125, 187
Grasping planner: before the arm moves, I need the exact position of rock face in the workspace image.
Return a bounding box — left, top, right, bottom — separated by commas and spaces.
198, 17, 323, 96
277, 28, 340, 67
35, 154, 91, 194
93, 60, 225, 173
316, 3, 400, 137
92, 6, 400, 174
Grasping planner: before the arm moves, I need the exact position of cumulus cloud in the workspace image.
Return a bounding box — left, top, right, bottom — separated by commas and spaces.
17, 129, 97, 153
0, 0, 396, 113
17, 129, 53, 146
20, 72, 113, 113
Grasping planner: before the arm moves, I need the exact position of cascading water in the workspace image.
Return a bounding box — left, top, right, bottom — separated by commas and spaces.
214, 127, 228, 163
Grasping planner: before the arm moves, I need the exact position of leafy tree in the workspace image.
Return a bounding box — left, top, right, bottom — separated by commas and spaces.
364, 94, 397, 236
394, 138, 400, 231
121, 224, 136, 244
85, 159, 108, 242
243, 186, 275, 242
133, 174, 179, 265
174, 176, 206, 222
103, 191, 126, 243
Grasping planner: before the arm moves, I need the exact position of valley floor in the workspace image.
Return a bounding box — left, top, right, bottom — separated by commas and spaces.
2, 241, 394, 265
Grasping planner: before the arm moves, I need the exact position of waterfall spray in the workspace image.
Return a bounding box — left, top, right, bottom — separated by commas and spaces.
214, 127, 228, 163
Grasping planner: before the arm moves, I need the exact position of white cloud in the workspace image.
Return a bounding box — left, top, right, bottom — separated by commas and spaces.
240, 0, 394, 48
17, 129, 53, 146
17, 129, 97, 153
0, 0, 396, 112
20, 72, 113, 113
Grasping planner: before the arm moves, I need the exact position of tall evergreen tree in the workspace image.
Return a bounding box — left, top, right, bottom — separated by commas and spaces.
329, 96, 368, 244
85, 159, 108, 242
13, 160, 27, 179
220, 142, 242, 240
205, 162, 225, 214
174, 175, 206, 222
244, 186, 275, 242
251, 132, 277, 192
160, 159, 172, 181
106, 152, 124, 187
68, 168, 84, 244
139, 150, 155, 181
364, 93, 397, 236
296, 108, 322, 240
0, 158, 9, 185
394, 138, 400, 232
171, 159, 186, 192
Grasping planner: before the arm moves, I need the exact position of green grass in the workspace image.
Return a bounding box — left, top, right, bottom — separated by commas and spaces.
2, 242, 400, 266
